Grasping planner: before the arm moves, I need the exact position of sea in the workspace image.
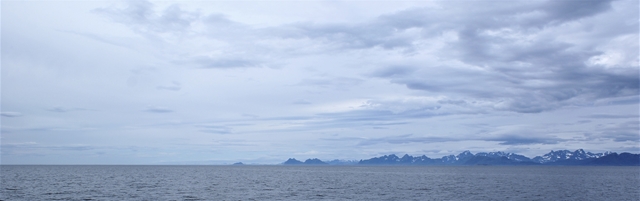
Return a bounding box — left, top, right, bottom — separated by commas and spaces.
1, 165, 639, 200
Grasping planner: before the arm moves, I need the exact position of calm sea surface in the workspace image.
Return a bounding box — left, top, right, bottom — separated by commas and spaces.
1, 165, 639, 200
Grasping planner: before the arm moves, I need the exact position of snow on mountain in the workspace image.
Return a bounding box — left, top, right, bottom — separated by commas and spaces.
476, 151, 532, 162
457, 151, 474, 159
440, 155, 458, 163
411, 155, 432, 163
357, 149, 618, 165
437, 150, 473, 164
531, 149, 615, 163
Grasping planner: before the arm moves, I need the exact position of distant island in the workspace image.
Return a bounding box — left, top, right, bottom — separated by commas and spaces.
282, 149, 640, 166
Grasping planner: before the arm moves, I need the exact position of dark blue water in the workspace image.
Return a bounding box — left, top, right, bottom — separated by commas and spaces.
1, 165, 639, 200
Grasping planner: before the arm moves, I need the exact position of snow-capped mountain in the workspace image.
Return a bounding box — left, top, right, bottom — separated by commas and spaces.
440, 155, 457, 163
328, 149, 631, 166
410, 155, 433, 163
531, 149, 615, 163
476, 151, 532, 162
438, 151, 474, 164
457, 150, 474, 159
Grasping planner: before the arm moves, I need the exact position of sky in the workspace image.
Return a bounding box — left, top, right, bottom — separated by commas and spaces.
1, 0, 638, 164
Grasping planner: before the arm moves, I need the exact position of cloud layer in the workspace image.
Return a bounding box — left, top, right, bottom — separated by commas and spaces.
2, 0, 638, 164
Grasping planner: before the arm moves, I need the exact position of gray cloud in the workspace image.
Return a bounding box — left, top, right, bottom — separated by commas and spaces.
196, 125, 232, 134
473, 124, 566, 145
156, 86, 181, 91
322, 134, 456, 146
157, 81, 182, 91
541, 0, 614, 24
144, 106, 173, 113
95, 1, 261, 70
261, 0, 634, 114
592, 120, 640, 142
191, 57, 259, 69
281, 23, 413, 51
2, 0, 637, 164
291, 99, 312, 105
294, 123, 552, 149
273, 106, 447, 132
370, 66, 416, 78
297, 77, 363, 89
582, 114, 639, 119
357, 134, 455, 146
604, 96, 640, 105
199, 130, 231, 134
47, 107, 91, 113
367, 5, 638, 113
199, 130, 231, 135
485, 135, 562, 145
267, 1, 617, 53
93, 0, 637, 114
2, 142, 96, 153
1, 112, 22, 117
93, 0, 199, 34
62, 30, 132, 49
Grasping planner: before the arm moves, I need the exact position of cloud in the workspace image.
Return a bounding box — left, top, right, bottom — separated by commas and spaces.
485, 135, 562, 145
290, 107, 441, 131
297, 77, 363, 90
242, 113, 259, 118
1, 112, 23, 117
266, 0, 617, 53
591, 120, 640, 142
144, 106, 173, 113
320, 134, 457, 147
276, 22, 415, 51
370, 66, 416, 78
2, 142, 97, 153
93, 0, 636, 114
61, 30, 132, 49
94, 0, 262, 69
597, 96, 640, 105
93, 0, 199, 34
292, 99, 312, 105
236, 96, 483, 133
199, 130, 231, 134
541, 0, 614, 24
355, 134, 456, 146
156, 81, 182, 91
1, 125, 98, 133
355, 0, 637, 114
2, 0, 637, 164
196, 125, 232, 134
582, 114, 639, 119
476, 124, 565, 145
47, 107, 90, 113
190, 56, 259, 69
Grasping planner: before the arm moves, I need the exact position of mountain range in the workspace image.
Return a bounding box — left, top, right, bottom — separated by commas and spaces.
282, 149, 640, 166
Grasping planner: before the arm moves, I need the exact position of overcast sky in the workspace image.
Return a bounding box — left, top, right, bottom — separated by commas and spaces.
2, 0, 638, 164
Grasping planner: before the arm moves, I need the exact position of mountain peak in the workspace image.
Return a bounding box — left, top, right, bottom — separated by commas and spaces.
457, 150, 474, 158
284, 158, 303, 165
476, 151, 531, 162
531, 149, 611, 163
287, 149, 634, 166
304, 158, 328, 165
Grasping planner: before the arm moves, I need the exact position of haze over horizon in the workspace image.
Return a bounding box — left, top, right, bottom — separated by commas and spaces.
2, 0, 639, 165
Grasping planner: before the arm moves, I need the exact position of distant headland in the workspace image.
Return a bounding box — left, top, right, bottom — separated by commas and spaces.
280, 149, 640, 166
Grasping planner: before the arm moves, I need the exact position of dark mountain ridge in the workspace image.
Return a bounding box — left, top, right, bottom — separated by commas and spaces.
283, 149, 640, 166
283, 158, 328, 165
